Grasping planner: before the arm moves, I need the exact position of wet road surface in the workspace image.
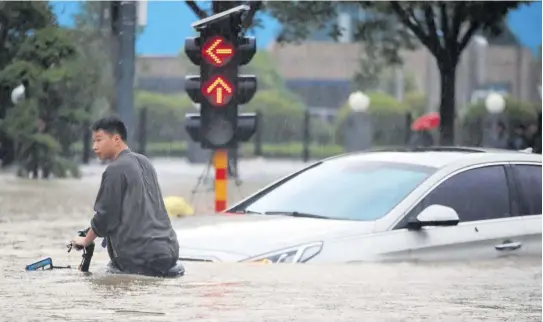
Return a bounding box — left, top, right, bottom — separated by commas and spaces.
0, 158, 541, 321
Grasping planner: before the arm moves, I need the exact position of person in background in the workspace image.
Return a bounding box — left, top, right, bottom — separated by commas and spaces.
408, 129, 434, 147
508, 124, 527, 150
489, 121, 509, 149
533, 113, 542, 154
524, 120, 540, 153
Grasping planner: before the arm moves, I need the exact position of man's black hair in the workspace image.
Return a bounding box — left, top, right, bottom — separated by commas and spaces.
90, 116, 127, 141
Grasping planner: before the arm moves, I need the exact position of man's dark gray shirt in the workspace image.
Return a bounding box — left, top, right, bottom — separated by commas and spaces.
90, 149, 179, 274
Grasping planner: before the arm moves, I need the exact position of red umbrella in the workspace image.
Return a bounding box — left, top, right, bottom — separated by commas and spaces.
411, 112, 440, 131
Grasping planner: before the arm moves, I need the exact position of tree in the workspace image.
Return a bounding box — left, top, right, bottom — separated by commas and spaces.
0, 2, 56, 167
264, 1, 524, 145
0, 27, 87, 178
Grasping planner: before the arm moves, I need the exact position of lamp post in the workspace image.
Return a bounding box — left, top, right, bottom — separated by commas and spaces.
345, 91, 372, 152
483, 92, 506, 148
472, 36, 488, 87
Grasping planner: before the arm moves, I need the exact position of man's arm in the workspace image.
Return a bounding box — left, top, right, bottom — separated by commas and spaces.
90, 167, 125, 238
81, 227, 98, 246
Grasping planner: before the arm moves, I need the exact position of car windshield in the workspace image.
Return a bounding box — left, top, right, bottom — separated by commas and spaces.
244, 159, 436, 221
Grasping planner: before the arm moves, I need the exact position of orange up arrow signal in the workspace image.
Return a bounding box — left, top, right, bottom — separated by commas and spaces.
202, 76, 234, 106
202, 37, 234, 67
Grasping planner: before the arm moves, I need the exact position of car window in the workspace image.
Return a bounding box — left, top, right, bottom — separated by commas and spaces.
512, 164, 542, 215
399, 165, 512, 226
243, 160, 436, 221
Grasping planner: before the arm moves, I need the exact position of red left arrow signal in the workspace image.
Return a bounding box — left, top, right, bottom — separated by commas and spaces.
202, 37, 234, 67
202, 76, 234, 106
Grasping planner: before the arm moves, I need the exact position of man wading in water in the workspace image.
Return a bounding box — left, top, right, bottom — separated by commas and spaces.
71, 116, 181, 277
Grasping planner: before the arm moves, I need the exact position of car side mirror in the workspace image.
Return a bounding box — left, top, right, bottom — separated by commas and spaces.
406, 204, 460, 230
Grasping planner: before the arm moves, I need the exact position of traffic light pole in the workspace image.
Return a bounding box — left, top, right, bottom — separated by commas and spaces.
184, 5, 258, 213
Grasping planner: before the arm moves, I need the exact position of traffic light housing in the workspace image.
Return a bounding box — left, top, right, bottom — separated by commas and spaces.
184, 5, 258, 149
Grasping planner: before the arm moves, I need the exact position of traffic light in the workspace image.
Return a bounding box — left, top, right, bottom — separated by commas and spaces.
184, 5, 258, 150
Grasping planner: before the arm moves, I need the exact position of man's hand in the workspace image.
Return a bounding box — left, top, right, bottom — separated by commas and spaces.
71, 228, 98, 250
71, 236, 89, 249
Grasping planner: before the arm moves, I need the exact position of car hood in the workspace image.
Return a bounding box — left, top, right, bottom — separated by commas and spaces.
172, 214, 375, 262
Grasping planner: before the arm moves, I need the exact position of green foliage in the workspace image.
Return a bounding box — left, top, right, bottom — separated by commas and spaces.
135, 91, 195, 142
0, 2, 57, 118
0, 61, 42, 99
0, 2, 56, 65
404, 92, 427, 118
0, 97, 80, 178
241, 51, 286, 91
17, 27, 77, 68
0, 98, 40, 140
460, 98, 541, 146
243, 89, 306, 143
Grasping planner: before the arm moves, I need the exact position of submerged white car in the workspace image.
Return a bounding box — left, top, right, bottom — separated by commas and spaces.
174, 147, 542, 263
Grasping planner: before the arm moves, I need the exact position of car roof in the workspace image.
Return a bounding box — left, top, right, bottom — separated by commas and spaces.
324, 146, 542, 169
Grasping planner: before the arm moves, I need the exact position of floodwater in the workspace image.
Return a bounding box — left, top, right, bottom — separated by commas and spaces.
0, 159, 541, 322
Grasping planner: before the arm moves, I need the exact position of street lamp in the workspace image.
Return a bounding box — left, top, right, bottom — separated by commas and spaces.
472, 36, 488, 89
11, 84, 25, 105
345, 91, 372, 152
485, 92, 505, 114
348, 91, 370, 112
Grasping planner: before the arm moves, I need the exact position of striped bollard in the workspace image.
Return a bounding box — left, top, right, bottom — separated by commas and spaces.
213, 149, 228, 213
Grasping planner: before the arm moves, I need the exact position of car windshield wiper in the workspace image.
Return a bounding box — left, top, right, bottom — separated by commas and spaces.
263, 211, 331, 219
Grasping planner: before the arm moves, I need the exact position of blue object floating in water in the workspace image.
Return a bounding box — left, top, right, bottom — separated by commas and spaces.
25, 257, 53, 271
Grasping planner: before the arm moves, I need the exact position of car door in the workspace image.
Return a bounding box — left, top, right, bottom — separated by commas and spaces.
391, 163, 529, 261
509, 162, 542, 256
